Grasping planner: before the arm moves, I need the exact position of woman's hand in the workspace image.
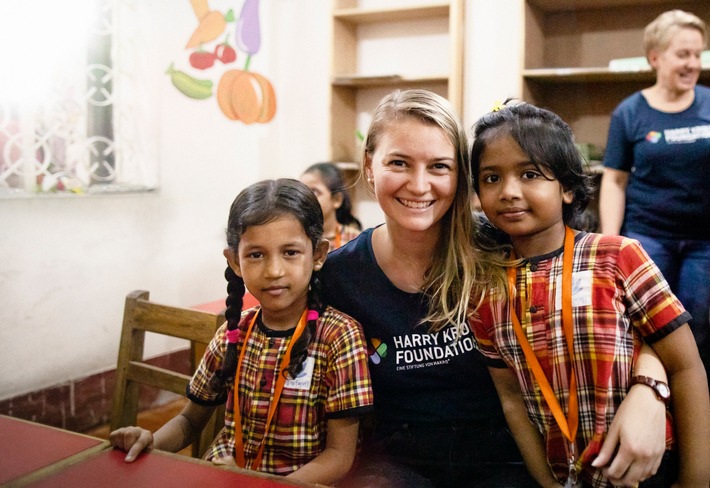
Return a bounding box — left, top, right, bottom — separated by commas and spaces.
109, 426, 154, 462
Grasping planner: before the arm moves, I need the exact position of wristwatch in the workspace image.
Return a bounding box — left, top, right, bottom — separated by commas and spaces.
631, 375, 671, 405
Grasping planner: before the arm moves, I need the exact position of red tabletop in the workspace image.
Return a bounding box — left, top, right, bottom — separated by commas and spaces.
0, 415, 106, 485
192, 293, 259, 314
23, 448, 313, 488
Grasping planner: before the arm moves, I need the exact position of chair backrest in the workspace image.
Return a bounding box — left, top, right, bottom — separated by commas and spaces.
111, 290, 226, 458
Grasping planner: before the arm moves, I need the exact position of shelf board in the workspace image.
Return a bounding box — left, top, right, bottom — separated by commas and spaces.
527, 0, 687, 12
334, 161, 360, 172
332, 74, 448, 88
523, 67, 654, 83
586, 163, 604, 175
523, 66, 710, 83
333, 2, 449, 24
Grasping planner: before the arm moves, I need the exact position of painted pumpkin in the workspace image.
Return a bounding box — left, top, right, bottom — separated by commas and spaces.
217, 70, 276, 124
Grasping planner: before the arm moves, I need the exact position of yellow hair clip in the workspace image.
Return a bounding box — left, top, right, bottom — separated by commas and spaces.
491, 100, 505, 112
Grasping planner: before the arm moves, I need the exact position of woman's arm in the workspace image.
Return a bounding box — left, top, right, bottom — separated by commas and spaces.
591, 343, 668, 484
488, 367, 561, 488
599, 168, 629, 235
651, 325, 710, 486
109, 401, 215, 462
286, 416, 360, 486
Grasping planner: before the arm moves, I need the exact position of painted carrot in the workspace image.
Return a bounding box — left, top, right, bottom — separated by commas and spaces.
189, 0, 209, 20
185, 10, 226, 49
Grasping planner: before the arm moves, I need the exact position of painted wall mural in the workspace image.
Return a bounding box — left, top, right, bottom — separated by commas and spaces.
167, 0, 276, 124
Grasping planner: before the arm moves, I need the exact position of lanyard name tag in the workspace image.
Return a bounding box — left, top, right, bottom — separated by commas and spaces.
564, 444, 580, 488
564, 476, 582, 488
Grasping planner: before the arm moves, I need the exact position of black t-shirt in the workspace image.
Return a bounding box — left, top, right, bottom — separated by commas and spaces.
320, 227, 504, 426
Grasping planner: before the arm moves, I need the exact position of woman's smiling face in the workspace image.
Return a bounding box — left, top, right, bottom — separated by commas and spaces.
651, 26, 705, 94
365, 117, 457, 235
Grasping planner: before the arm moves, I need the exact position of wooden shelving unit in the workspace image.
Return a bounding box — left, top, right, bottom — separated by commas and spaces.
329, 0, 464, 165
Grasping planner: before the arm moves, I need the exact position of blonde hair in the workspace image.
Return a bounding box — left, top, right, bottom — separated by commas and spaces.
361, 89, 506, 332
644, 9, 707, 56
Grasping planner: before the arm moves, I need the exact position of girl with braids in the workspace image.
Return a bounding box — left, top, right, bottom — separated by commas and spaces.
110, 179, 373, 485
300, 162, 362, 251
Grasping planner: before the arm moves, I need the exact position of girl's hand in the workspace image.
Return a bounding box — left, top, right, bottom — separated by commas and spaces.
109, 426, 154, 462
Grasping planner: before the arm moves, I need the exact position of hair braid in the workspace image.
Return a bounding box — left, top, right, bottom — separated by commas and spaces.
284, 273, 325, 379
210, 265, 245, 392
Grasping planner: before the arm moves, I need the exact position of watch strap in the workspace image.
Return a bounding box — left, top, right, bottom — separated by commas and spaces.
631, 375, 670, 405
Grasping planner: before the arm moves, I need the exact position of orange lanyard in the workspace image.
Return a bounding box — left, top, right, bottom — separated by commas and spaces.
232, 309, 308, 469
334, 225, 342, 249
507, 226, 579, 468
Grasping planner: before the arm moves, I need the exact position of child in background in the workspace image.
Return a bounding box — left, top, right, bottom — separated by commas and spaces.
110, 179, 374, 486
468, 101, 710, 487
300, 162, 362, 251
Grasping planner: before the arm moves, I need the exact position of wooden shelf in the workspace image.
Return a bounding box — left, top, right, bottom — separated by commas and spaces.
524, 67, 710, 84
332, 74, 449, 87
328, 0, 464, 164
334, 161, 359, 172
333, 2, 449, 24
528, 0, 680, 11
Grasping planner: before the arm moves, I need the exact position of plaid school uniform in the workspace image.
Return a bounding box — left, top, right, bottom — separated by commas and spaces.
470, 233, 689, 487
188, 306, 373, 475
328, 224, 362, 252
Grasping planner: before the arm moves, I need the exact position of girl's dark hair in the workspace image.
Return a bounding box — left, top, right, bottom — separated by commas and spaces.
302, 162, 362, 230
470, 101, 594, 225
211, 179, 326, 392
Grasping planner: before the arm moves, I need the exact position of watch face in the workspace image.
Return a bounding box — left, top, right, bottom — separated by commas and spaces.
656, 382, 671, 399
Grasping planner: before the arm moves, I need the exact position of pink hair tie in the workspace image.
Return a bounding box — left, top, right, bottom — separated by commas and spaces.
225, 328, 241, 344
307, 310, 319, 322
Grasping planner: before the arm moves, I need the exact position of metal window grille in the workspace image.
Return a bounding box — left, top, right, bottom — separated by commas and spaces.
0, 0, 156, 196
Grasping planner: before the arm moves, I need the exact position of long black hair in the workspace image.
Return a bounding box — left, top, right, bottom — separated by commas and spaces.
211, 179, 326, 392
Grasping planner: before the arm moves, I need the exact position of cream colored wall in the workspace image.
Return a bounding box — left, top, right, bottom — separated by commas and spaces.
0, 1, 523, 400
464, 0, 524, 128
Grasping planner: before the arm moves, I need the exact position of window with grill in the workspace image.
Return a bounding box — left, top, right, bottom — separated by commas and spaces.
0, 0, 156, 196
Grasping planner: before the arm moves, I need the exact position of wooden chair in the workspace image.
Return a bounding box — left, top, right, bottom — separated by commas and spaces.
111, 290, 226, 458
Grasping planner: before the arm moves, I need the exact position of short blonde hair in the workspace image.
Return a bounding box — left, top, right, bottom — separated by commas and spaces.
643, 9, 707, 56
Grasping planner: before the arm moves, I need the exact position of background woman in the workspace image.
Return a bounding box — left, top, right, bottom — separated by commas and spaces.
599, 10, 710, 383
300, 162, 362, 251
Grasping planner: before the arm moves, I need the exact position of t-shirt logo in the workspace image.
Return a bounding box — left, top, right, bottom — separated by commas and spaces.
368, 337, 388, 365
645, 131, 662, 143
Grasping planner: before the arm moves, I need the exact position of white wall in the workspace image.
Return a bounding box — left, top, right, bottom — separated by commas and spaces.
0, 1, 523, 400
463, 0, 524, 127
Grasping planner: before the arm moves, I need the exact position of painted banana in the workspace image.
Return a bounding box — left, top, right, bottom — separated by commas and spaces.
166, 63, 213, 100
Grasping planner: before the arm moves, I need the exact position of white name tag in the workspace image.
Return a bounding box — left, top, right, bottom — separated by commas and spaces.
555, 270, 593, 309
284, 356, 314, 391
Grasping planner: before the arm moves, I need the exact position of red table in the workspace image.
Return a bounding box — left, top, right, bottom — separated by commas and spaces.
0, 415, 107, 486
191, 293, 259, 315
21, 448, 314, 488
2, 415, 316, 488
